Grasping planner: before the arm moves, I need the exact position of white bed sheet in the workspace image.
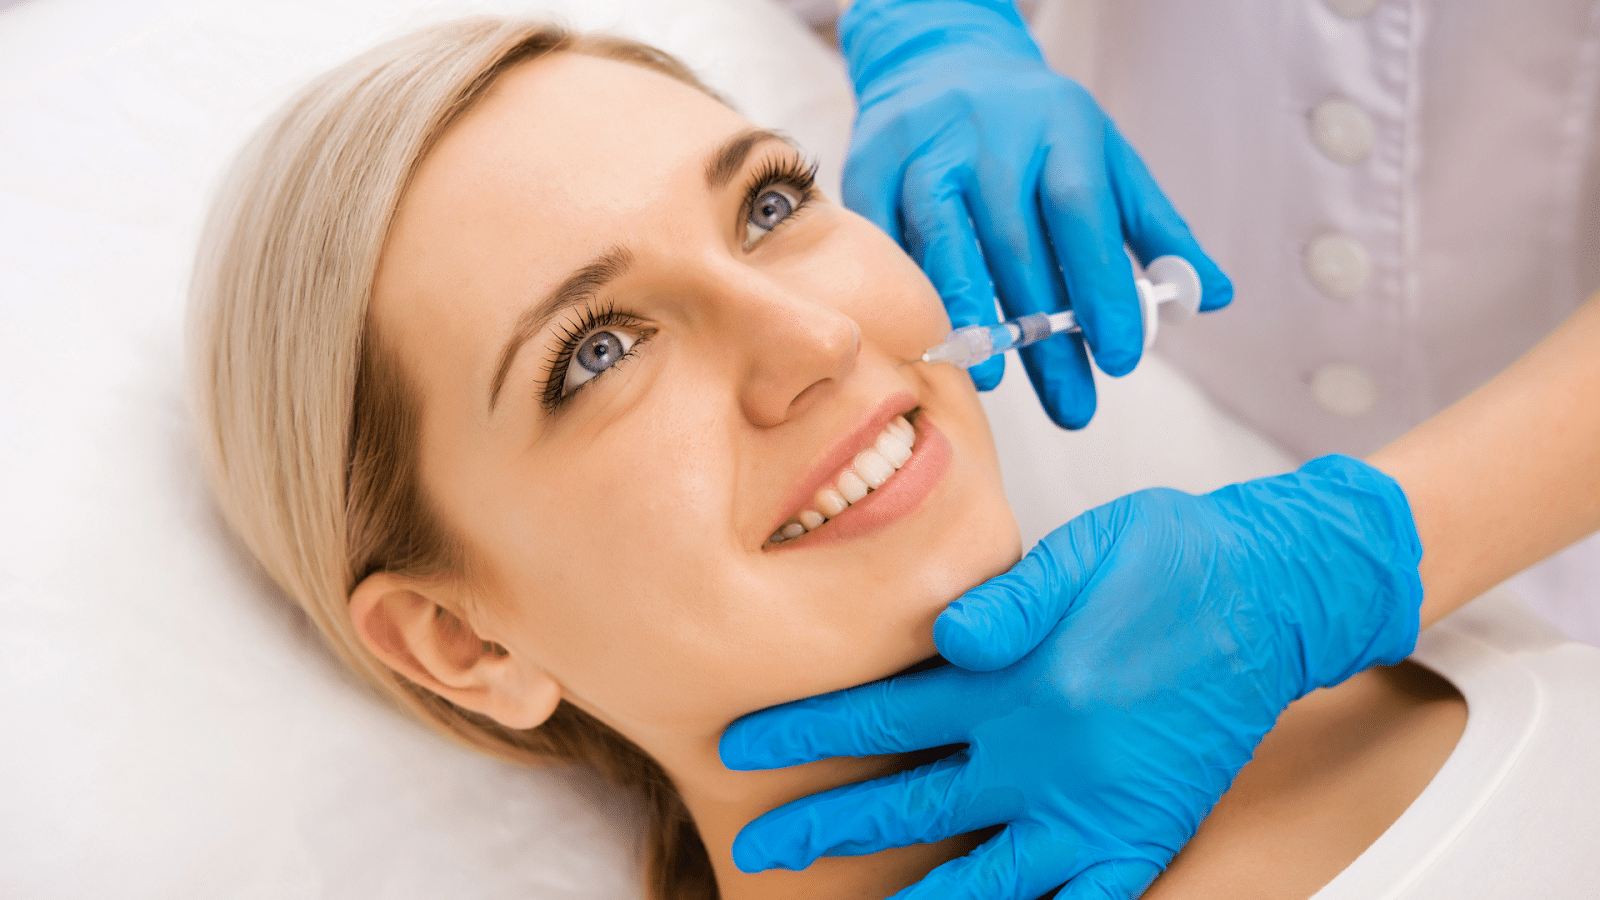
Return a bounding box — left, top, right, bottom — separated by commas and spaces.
0, 0, 1290, 896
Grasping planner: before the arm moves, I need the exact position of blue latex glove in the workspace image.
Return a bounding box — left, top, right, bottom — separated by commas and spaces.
721, 455, 1423, 899
839, 0, 1233, 429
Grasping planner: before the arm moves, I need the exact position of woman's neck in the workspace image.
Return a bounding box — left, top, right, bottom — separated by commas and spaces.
635, 656, 1467, 900
660, 738, 977, 900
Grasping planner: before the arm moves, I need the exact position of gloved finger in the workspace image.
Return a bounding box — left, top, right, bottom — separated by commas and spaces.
935, 508, 1115, 670
1017, 328, 1097, 430
732, 753, 1009, 872
888, 824, 1087, 900
841, 136, 906, 247
719, 664, 975, 770
1049, 858, 1162, 900
1038, 133, 1143, 379
901, 156, 1006, 392
967, 147, 1098, 427
1102, 124, 1233, 312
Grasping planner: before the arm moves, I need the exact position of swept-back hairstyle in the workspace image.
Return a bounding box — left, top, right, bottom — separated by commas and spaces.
188, 18, 720, 898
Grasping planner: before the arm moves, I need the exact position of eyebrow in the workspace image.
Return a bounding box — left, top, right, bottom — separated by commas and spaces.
487, 127, 794, 414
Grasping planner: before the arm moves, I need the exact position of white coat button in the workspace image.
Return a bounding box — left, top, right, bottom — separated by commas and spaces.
1310, 99, 1374, 165
1324, 0, 1380, 18
1311, 363, 1378, 417
1305, 232, 1370, 299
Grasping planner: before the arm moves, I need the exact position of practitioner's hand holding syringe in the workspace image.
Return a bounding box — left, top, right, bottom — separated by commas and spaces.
836, 0, 1231, 429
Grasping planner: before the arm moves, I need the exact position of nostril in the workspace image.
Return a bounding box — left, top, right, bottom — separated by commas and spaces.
787, 379, 829, 414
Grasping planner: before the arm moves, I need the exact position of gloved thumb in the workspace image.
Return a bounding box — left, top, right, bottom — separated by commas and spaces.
934, 504, 1119, 671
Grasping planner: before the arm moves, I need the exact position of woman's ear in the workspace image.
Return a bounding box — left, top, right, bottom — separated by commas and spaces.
349, 572, 561, 730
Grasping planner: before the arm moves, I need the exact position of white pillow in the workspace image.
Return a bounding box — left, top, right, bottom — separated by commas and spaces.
0, 0, 1287, 896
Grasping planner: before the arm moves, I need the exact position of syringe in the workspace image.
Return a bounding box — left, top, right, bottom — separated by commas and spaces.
909, 255, 1203, 369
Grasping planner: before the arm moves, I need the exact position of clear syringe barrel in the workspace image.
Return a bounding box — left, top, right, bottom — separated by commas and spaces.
915, 255, 1202, 370
921, 310, 1080, 369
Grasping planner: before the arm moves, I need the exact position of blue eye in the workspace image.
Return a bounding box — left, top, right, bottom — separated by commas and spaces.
561, 327, 637, 396
744, 184, 801, 248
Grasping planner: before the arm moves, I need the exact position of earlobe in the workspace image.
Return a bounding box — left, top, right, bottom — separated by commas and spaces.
349, 572, 562, 730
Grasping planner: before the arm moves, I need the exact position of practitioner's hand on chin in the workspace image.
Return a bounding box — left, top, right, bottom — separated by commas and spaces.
719, 454, 1424, 900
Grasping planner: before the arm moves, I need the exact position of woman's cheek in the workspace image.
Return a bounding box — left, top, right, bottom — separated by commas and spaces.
858, 273, 953, 363
823, 210, 953, 346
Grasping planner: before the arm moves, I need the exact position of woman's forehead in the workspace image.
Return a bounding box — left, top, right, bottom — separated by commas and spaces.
422, 52, 746, 211
382, 51, 751, 305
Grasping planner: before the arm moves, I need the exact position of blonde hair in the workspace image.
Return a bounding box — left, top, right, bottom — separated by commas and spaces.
188, 18, 719, 898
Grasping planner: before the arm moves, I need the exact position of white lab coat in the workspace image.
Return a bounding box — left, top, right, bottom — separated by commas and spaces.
1030, 0, 1600, 644
1035, 0, 1600, 459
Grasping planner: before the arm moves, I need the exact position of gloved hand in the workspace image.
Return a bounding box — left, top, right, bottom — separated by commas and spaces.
839, 0, 1232, 429
720, 455, 1423, 899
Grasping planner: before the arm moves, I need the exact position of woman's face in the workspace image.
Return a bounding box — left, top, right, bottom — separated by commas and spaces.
369, 52, 1020, 744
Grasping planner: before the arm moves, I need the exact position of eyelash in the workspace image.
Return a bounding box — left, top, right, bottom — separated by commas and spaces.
539, 300, 649, 411
740, 154, 819, 243
537, 155, 820, 412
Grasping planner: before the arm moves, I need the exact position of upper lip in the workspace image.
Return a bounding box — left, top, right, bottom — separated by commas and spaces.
765, 389, 919, 541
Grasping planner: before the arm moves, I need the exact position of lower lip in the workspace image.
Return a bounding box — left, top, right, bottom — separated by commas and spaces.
771, 414, 952, 551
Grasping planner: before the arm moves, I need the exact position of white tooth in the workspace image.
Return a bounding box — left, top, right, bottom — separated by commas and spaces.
890, 416, 915, 443
769, 530, 786, 544
837, 470, 870, 503
815, 487, 849, 517
876, 431, 912, 468
781, 522, 805, 539
854, 449, 895, 489
799, 510, 825, 531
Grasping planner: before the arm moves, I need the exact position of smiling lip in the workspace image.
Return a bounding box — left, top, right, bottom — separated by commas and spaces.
763, 390, 951, 551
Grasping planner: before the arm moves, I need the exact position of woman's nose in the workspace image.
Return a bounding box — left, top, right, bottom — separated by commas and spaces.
729, 286, 861, 428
